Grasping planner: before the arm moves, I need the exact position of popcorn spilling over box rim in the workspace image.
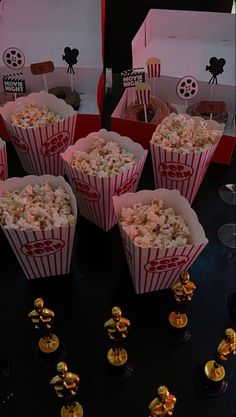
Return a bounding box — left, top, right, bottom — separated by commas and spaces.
0, 175, 77, 279
61, 128, 148, 231
150, 114, 225, 204
113, 188, 208, 294
0, 91, 77, 176
0, 138, 8, 181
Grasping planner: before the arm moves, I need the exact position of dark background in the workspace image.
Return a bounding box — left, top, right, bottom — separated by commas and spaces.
104, 0, 234, 71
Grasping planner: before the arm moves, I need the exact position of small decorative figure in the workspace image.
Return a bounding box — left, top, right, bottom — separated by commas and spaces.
148, 386, 177, 417
204, 360, 225, 382
104, 306, 130, 366
28, 298, 59, 354
50, 362, 83, 417
168, 271, 196, 336
62, 47, 79, 74
216, 328, 236, 363
206, 57, 226, 84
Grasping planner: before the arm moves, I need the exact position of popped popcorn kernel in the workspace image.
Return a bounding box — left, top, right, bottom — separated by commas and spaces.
70, 137, 137, 178
10, 102, 63, 128
151, 113, 222, 153
0, 183, 75, 231
120, 198, 190, 248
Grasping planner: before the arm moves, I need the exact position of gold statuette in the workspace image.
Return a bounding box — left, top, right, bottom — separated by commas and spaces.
28, 298, 59, 353
169, 271, 196, 329
204, 360, 225, 382
104, 306, 130, 366
50, 362, 83, 417
216, 328, 236, 363
148, 386, 177, 417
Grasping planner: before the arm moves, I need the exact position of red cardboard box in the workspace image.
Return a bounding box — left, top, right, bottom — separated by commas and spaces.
0, 0, 104, 142
111, 9, 235, 164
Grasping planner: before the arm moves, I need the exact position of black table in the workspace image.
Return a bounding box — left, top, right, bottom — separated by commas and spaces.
0, 88, 235, 417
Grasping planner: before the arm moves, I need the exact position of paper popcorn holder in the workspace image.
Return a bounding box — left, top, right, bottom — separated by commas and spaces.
0, 175, 77, 279
113, 188, 208, 294
0, 91, 77, 176
61, 128, 148, 231
150, 116, 225, 204
0, 139, 8, 181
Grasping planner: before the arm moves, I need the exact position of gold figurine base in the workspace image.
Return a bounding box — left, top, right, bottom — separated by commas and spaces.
61, 402, 83, 417
39, 334, 59, 353
204, 360, 225, 382
107, 347, 128, 367
168, 311, 188, 328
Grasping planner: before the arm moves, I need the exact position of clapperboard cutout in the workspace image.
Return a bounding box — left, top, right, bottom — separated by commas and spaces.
3, 72, 26, 93
121, 67, 145, 88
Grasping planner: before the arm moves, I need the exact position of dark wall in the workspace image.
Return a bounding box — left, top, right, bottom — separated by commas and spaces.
104, 0, 233, 72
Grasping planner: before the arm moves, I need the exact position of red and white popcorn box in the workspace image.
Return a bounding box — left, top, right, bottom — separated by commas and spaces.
0, 139, 8, 181
61, 128, 148, 231
150, 116, 225, 204
0, 175, 77, 279
113, 188, 208, 294
0, 91, 77, 176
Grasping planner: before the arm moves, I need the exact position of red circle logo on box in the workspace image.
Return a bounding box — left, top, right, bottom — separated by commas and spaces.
0, 164, 5, 180
73, 178, 100, 201
116, 174, 138, 196
21, 238, 65, 257
159, 162, 193, 181
145, 255, 189, 272
10, 134, 29, 154
41, 131, 70, 156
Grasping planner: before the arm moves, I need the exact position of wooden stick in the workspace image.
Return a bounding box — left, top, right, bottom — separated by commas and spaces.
144, 104, 148, 123
70, 73, 74, 92
43, 74, 48, 92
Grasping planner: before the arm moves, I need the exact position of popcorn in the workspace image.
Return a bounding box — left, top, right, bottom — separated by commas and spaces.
151, 113, 223, 153
120, 198, 190, 248
0, 182, 76, 231
10, 102, 63, 128
70, 137, 137, 177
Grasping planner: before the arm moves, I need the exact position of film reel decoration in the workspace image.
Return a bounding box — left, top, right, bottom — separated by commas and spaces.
3, 47, 25, 70
176, 76, 199, 100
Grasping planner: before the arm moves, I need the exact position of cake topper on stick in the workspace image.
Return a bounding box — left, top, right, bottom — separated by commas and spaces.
62, 47, 79, 93
136, 82, 151, 123
206, 57, 226, 118
3, 47, 25, 100
30, 61, 55, 92
176, 75, 199, 113
146, 57, 161, 96
121, 67, 145, 105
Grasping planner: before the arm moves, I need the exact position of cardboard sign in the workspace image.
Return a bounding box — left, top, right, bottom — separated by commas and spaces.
121, 68, 145, 88
136, 82, 151, 105
3, 47, 25, 70
198, 101, 226, 114
3, 73, 26, 93
30, 61, 55, 75
62, 47, 79, 74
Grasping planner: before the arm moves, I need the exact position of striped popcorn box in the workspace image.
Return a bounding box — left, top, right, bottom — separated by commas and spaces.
146, 57, 161, 78
0, 175, 77, 279
113, 189, 208, 294
150, 116, 225, 204
136, 83, 151, 123
0, 91, 77, 176
61, 129, 148, 231
0, 139, 8, 181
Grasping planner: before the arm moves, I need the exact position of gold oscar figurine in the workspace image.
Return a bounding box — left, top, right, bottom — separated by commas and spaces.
167, 271, 196, 343
50, 361, 83, 417
104, 306, 133, 380
216, 328, 236, 363
148, 386, 177, 417
104, 306, 130, 366
28, 298, 59, 354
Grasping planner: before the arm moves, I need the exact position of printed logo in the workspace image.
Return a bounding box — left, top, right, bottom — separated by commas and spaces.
145, 255, 189, 273
0, 164, 5, 180
73, 179, 100, 201
116, 174, 138, 196
159, 162, 193, 181
10, 134, 29, 154
41, 131, 70, 156
21, 238, 65, 257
